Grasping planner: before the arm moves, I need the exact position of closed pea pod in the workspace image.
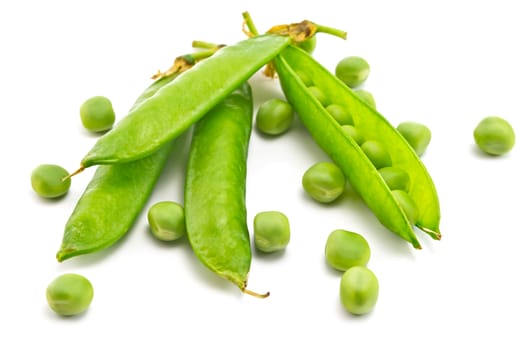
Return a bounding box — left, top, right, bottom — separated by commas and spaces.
273, 46, 441, 248
56, 72, 184, 261
184, 83, 266, 297
76, 34, 291, 169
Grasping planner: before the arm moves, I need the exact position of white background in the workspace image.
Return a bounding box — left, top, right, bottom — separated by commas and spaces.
2, 0, 524, 348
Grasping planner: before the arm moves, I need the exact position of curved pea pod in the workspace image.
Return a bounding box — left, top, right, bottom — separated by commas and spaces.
80, 34, 291, 168
185, 83, 265, 296
273, 46, 441, 248
56, 74, 179, 261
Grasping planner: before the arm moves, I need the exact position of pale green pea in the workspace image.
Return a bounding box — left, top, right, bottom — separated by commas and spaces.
354, 89, 376, 108
341, 125, 365, 145
378, 166, 411, 192
340, 266, 379, 315
473, 116, 515, 156
391, 190, 419, 224
31, 164, 71, 199
325, 229, 370, 271
46, 273, 94, 316
295, 70, 313, 86
80, 96, 115, 133
256, 98, 294, 136
308, 86, 329, 106
147, 201, 186, 241
253, 211, 290, 253
397, 121, 432, 156
326, 104, 353, 125
302, 161, 346, 203
360, 140, 392, 169
335, 56, 370, 88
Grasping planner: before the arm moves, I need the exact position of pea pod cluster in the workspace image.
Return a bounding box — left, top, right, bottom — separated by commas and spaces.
273, 45, 441, 248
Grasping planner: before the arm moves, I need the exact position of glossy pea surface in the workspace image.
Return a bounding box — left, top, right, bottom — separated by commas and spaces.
354, 89, 376, 108
378, 166, 411, 192
308, 86, 329, 106
391, 190, 419, 224
325, 229, 370, 271
360, 140, 392, 169
335, 56, 370, 88
254, 211, 290, 253
302, 161, 346, 203
474, 116, 515, 156
326, 104, 353, 125
397, 121, 432, 156
46, 273, 94, 316
256, 98, 294, 135
31, 164, 71, 198
80, 96, 115, 132
340, 266, 379, 315
147, 201, 186, 241
341, 125, 364, 145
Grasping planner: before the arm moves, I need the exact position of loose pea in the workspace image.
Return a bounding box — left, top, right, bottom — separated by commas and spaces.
340, 266, 379, 315
80, 96, 116, 133
297, 35, 317, 54
335, 56, 370, 88
397, 121, 432, 156
147, 201, 186, 242
378, 166, 411, 192
31, 164, 71, 199
307, 86, 329, 106
341, 125, 365, 145
253, 211, 290, 253
325, 229, 370, 271
391, 190, 419, 224
360, 140, 392, 169
302, 161, 346, 203
256, 98, 294, 136
46, 273, 94, 316
354, 89, 376, 109
326, 104, 353, 125
473, 116, 515, 156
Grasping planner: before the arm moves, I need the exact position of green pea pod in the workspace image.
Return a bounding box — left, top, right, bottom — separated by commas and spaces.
80, 34, 291, 168
184, 83, 264, 296
56, 74, 179, 261
273, 46, 441, 248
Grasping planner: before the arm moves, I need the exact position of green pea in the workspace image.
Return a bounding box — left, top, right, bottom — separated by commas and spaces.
31, 164, 71, 199
335, 56, 370, 88
302, 161, 346, 203
397, 121, 432, 156
341, 124, 365, 145
147, 201, 186, 242
360, 140, 392, 169
297, 35, 317, 54
253, 211, 290, 253
391, 190, 419, 224
46, 273, 94, 316
326, 104, 353, 125
307, 86, 329, 106
340, 266, 379, 315
354, 89, 376, 109
325, 229, 370, 271
256, 98, 294, 136
378, 166, 411, 192
473, 116, 515, 156
295, 70, 313, 86
80, 96, 116, 133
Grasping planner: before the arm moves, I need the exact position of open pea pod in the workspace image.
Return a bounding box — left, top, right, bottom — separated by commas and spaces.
273, 46, 441, 248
